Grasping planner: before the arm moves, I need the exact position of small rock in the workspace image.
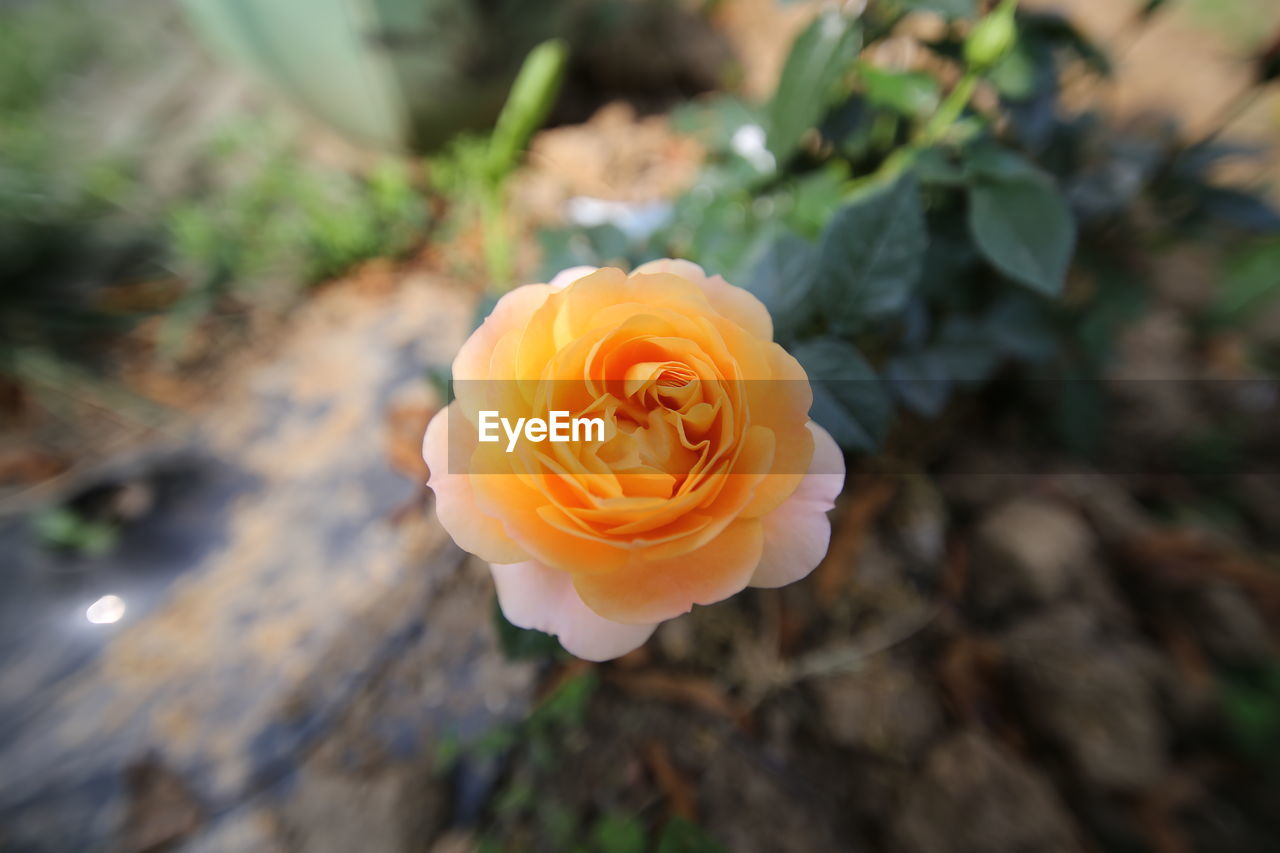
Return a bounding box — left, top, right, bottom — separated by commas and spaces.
1001, 606, 1168, 792
813, 658, 943, 761
970, 499, 1095, 615
1189, 583, 1272, 664
655, 616, 695, 662
1236, 475, 1280, 548
702, 745, 854, 852
1044, 471, 1152, 544
122, 757, 205, 853
888, 475, 949, 570
429, 830, 477, 853
936, 448, 1027, 509
1107, 309, 1205, 445
891, 731, 1078, 853
278, 767, 440, 853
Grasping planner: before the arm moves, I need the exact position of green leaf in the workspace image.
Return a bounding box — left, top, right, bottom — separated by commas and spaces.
531, 670, 599, 730
792, 339, 891, 452
964, 142, 1042, 181
983, 293, 1056, 362
767, 10, 861, 164
656, 817, 726, 853
488, 39, 568, 180
34, 507, 118, 556
858, 65, 940, 117
1209, 238, 1280, 327
1050, 376, 1106, 456
590, 814, 646, 853
988, 43, 1039, 99
885, 350, 952, 416
785, 166, 850, 238
967, 172, 1076, 296
535, 224, 628, 282
1221, 664, 1280, 763
932, 315, 1003, 382
818, 174, 928, 333
914, 147, 967, 186
899, 0, 978, 19
1022, 11, 1111, 77
670, 95, 759, 152
744, 231, 819, 339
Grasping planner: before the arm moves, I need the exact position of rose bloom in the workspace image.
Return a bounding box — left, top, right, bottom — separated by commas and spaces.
423, 260, 844, 660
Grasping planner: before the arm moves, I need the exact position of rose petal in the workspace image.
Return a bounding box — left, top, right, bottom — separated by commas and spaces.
573, 518, 764, 624
633, 258, 773, 341
491, 560, 657, 661
452, 282, 554, 382
548, 265, 599, 290
750, 422, 845, 588
424, 403, 529, 564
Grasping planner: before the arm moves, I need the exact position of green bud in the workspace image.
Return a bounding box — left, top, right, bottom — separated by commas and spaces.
965, 1, 1018, 71
487, 39, 569, 182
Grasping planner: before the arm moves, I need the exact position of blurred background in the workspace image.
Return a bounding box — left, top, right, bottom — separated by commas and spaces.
2, 0, 1280, 850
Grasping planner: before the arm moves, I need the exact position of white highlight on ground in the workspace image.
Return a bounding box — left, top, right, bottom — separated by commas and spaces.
85, 594, 126, 625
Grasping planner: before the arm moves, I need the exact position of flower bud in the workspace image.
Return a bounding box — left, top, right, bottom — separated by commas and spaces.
965, 1, 1018, 71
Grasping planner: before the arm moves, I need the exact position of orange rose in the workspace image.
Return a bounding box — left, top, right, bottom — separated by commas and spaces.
423, 260, 844, 660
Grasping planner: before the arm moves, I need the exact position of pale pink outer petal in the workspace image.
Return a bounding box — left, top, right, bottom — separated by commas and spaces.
491, 561, 658, 661
423, 403, 530, 564
548, 265, 599, 291
632, 258, 774, 341
452, 282, 553, 382
749, 422, 846, 588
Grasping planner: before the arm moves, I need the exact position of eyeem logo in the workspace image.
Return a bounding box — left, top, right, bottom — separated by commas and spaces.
478, 411, 606, 453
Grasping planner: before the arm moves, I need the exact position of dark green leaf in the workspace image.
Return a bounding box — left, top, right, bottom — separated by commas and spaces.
1209, 238, 1280, 327
1199, 188, 1280, 234
535, 224, 629, 282
988, 43, 1039, 99
818, 174, 928, 332
656, 817, 726, 853
968, 172, 1076, 296
1021, 11, 1111, 76
1221, 664, 1280, 762
1050, 376, 1106, 456
667, 182, 768, 279
34, 507, 118, 556
1073, 263, 1146, 366
858, 65, 940, 117
1173, 141, 1266, 180
899, 0, 978, 19
983, 293, 1056, 362
932, 315, 1002, 383
792, 338, 892, 452
785, 166, 850, 238
767, 11, 861, 163
964, 142, 1042, 181
670, 95, 760, 151
536, 227, 591, 281
818, 96, 871, 151
914, 148, 968, 186
885, 350, 952, 416
531, 670, 598, 729
590, 814, 646, 853
744, 231, 819, 339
